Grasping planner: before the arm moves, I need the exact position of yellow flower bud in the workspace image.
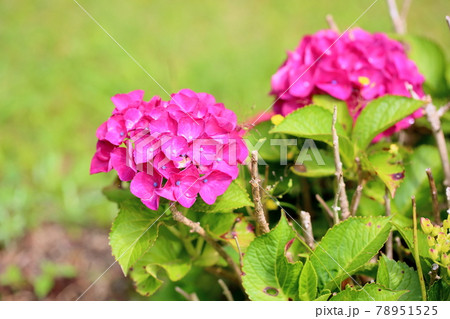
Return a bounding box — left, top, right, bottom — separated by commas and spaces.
429, 248, 439, 261
420, 218, 433, 234
437, 232, 447, 245
442, 240, 450, 254
271, 114, 284, 126
266, 199, 278, 211
431, 225, 442, 237
427, 235, 436, 247
443, 218, 450, 230
442, 254, 450, 266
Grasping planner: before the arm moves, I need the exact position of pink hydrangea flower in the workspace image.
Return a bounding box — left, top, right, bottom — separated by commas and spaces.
90, 89, 248, 210
270, 28, 425, 141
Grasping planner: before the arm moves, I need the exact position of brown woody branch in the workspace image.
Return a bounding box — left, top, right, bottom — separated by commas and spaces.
326, 14, 339, 33
426, 168, 441, 224
249, 150, 271, 234
299, 210, 315, 249
170, 205, 242, 278
332, 105, 350, 220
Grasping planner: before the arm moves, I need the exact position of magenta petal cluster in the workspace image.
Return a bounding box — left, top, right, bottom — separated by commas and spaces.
91, 89, 248, 209
270, 28, 425, 140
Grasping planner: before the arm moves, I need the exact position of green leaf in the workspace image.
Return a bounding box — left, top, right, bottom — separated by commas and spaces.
109, 200, 166, 275
129, 226, 192, 297
201, 213, 237, 238
314, 290, 332, 301
140, 227, 192, 281
299, 260, 318, 301
427, 280, 450, 301
364, 143, 405, 197
310, 216, 391, 291
352, 96, 424, 150
391, 226, 431, 261
312, 95, 353, 134
191, 180, 253, 213
270, 105, 355, 166
242, 215, 304, 300
330, 283, 407, 301
130, 263, 162, 297
403, 35, 449, 97
377, 255, 422, 301
290, 150, 335, 178
394, 145, 442, 215
102, 184, 138, 203
245, 120, 281, 162
33, 274, 54, 299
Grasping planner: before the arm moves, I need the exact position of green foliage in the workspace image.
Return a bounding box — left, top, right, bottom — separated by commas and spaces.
298, 260, 318, 301
270, 105, 355, 166
312, 95, 353, 134
130, 226, 192, 296
310, 216, 391, 291
191, 181, 253, 213
34, 262, 77, 299
242, 215, 304, 300
363, 143, 405, 197
330, 283, 407, 301
427, 280, 450, 301
394, 145, 442, 215
290, 151, 335, 178
403, 35, 449, 97
376, 255, 422, 301
109, 200, 167, 275
352, 96, 424, 150
245, 121, 281, 162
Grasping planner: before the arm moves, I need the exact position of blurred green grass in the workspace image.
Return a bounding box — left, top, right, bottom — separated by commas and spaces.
0, 0, 449, 244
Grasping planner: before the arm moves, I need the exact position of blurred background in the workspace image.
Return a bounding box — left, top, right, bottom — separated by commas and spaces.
0, 0, 449, 300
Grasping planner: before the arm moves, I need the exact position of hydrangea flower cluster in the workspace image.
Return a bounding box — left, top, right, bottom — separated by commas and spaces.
90, 89, 248, 209
270, 28, 425, 140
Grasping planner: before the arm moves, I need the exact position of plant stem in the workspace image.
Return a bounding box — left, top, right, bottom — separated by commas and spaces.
425, 102, 450, 187
384, 187, 393, 259
386, 0, 406, 34
350, 157, 364, 217
326, 14, 339, 33
426, 168, 441, 224
170, 205, 242, 279
175, 286, 199, 301
332, 105, 350, 220
249, 150, 270, 234
315, 194, 334, 224
233, 236, 244, 271
412, 196, 427, 301
446, 187, 450, 214
299, 210, 315, 249
218, 279, 234, 301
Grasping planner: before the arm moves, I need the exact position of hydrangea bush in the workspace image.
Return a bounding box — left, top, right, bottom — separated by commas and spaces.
92, 24, 450, 301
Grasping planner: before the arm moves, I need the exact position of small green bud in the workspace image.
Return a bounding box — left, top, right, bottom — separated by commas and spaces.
427, 235, 436, 247
437, 232, 447, 245
429, 248, 439, 261
420, 218, 433, 234
431, 225, 442, 237
442, 254, 450, 266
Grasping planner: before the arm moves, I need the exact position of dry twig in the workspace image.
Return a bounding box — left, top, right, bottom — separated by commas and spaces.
315, 194, 334, 222
218, 279, 234, 301
332, 105, 350, 220
386, 0, 407, 34
170, 206, 242, 278
326, 14, 339, 33
426, 168, 441, 224
175, 286, 199, 301
299, 210, 315, 249
249, 150, 270, 234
